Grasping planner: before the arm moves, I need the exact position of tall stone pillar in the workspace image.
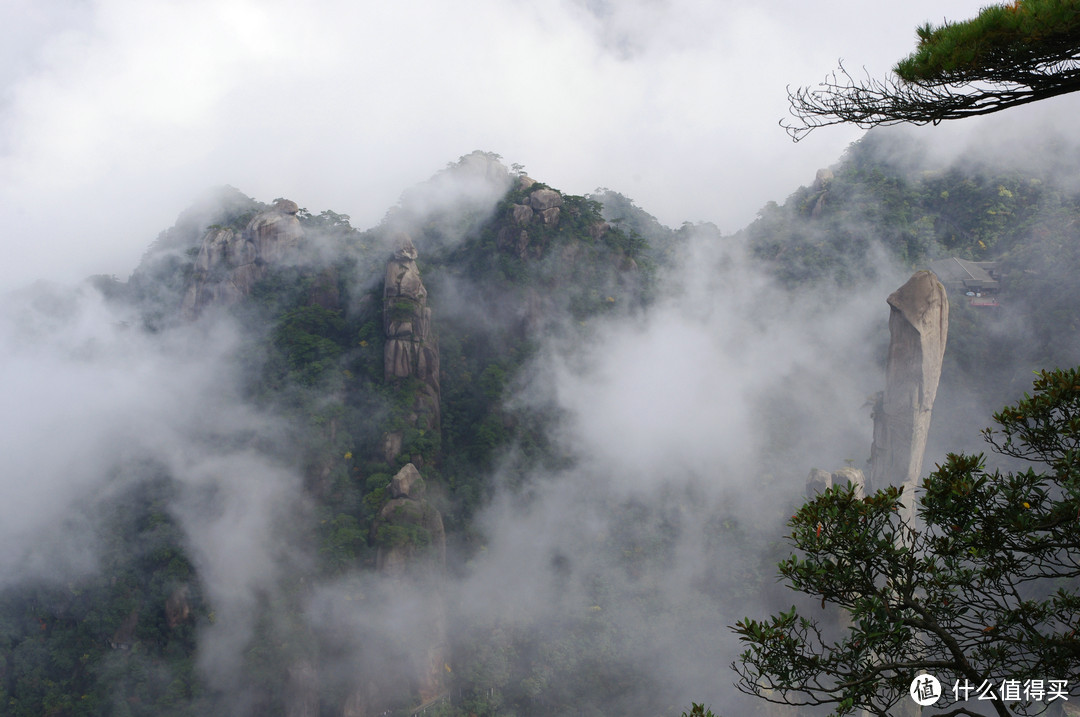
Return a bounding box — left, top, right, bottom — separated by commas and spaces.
382, 233, 441, 463
869, 270, 949, 518
343, 235, 447, 716
870, 271, 948, 717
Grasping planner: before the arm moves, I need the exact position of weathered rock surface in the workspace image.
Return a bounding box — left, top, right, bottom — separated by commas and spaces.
381, 431, 403, 464
530, 188, 563, 226
539, 207, 561, 225
870, 270, 949, 512
497, 187, 568, 258
805, 468, 833, 497
362, 461, 447, 714
511, 203, 534, 225
529, 188, 563, 212
809, 168, 834, 219
181, 198, 303, 318
285, 659, 319, 717
374, 464, 445, 577
831, 467, 866, 498
383, 233, 440, 436
374, 497, 446, 575
389, 462, 426, 499
348, 241, 449, 715
165, 584, 191, 629
805, 467, 866, 498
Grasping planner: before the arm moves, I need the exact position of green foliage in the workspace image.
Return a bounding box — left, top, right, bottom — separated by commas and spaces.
785, 1, 1080, 138
743, 131, 1080, 405
318, 513, 367, 572
450, 603, 643, 716
681, 703, 719, 717
896, 0, 1080, 83
297, 208, 354, 233
10, 168, 675, 714
734, 367, 1080, 716
387, 298, 418, 322
46, 148, 1080, 715
0, 475, 204, 717
374, 502, 433, 550
271, 305, 347, 385
589, 188, 683, 266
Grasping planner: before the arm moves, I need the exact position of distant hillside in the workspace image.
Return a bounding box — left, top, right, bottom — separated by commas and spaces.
738, 129, 1080, 434
5, 138, 1080, 717
2, 152, 683, 717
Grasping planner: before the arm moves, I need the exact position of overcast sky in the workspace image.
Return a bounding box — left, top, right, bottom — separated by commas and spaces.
2, 0, 1065, 289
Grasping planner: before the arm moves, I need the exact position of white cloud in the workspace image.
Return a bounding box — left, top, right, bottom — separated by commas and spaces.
2, 1, 1069, 708
0, 282, 307, 689
0, 0, 1001, 289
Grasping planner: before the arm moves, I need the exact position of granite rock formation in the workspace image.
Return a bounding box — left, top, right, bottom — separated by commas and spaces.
805, 467, 866, 498
373, 463, 445, 576
181, 198, 303, 319
869, 270, 949, 514
497, 183, 572, 259
285, 660, 319, 717
341, 239, 449, 715
344, 462, 446, 715
383, 233, 440, 441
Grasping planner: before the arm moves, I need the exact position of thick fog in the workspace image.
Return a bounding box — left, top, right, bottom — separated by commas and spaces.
0, 153, 924, 714
0, 286, 315, 706
0, 0, 1007, 289
4, 2, 1080, 714
436, 227, 909, 710
5, 101, 1080, 710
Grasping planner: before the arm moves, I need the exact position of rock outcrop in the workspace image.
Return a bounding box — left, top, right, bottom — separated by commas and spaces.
497, 184, 568, 259
805, 467, 866, 498
345, 462, 446, 715
383, 233, 440, 439
805, 468, 832, 496
809, 168, 834, 219
869, 270, 949, 514
342, 240, 448, 716
165, 584, 191, 629
389, 462, 425, 499
529, 187, 563, 225
180, 198, 303, 319
285, 659, 319, 717
373, 463, 445, 576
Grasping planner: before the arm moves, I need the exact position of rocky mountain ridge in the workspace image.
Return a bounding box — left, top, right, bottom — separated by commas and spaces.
7, 137, 1080, 717
181, 198, 304, 319
87, 150, 654, 716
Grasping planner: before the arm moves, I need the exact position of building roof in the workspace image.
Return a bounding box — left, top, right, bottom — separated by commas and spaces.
929, 257, 999, 291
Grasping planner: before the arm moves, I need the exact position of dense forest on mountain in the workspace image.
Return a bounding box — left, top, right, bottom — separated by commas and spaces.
740, 130, 1080, 453
3, 134, 1080, 716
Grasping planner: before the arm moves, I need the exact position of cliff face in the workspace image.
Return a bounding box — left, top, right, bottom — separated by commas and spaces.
870, 270, 949, 512
806, 466, 866, 498
370, 462, 447, 707
373, 463, 446, 576
383, 233, 440, 440
20, 154, 659, 716
340, 239, 448, 716
180, 198, 303, 319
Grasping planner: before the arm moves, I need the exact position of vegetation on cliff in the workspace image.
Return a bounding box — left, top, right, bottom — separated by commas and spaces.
5, 138, 1080, 715
735, 368, 1080, 716
785, 0, 1080, 139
